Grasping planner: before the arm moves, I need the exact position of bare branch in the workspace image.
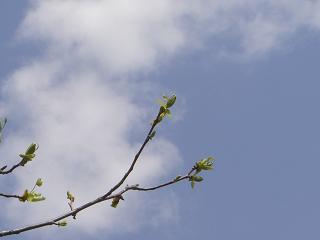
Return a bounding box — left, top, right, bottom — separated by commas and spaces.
102, 109, 162, 198
0, 161, 24, 175
0, 192, 21, 200
131, 175, 191, 192
0, 99, 210, 238
0, 167, 192, 237
0, 108, 172, 237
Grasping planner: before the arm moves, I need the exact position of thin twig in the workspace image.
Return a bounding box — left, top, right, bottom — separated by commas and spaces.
131, 176, 190, 191
102, 109, 162, 198
0, 109, 169, 237
0, 161, 24, 175
0, 193, 21, 200
0, 168, 192, 237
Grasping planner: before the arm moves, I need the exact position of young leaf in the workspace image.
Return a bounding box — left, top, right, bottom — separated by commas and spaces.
67, 191, 75, 202
111, 197, 120, 208
195, 157, 215, 173
36, 178, 43, 187
165, 108, 172, 118
25, 143, 39, 155
29, 195, 46, 202
57, 220, 67, 227
166, 95, 176, 108
191, 180, 195, 189
19, 190, 29, 202
174, 175, 182, 181
19, 143, 39, 166
19, 153, 36, 160
162, 95, 169, 101
111, 195, 124, 208
27, 192, 46, 202
192, 175, 203, 182
156, 99, 166, 108
19, 190, 45, 202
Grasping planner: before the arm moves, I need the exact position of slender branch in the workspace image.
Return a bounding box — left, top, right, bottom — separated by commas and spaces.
0, 161, 24, 175
131, 176, 190, 191
102, 109, 162, 198
0, 193, 21, 200
0, 109, 169, 237
0, 168, 192, 237
0, 102, 205, 238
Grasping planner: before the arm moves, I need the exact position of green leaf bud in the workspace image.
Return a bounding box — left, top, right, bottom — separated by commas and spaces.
25, 143, 39, 155
57, 220, 68, 227
111, 197, 120, 208
166, 95, 176, 108
174, 175, 182, 181
67, 191, 75, 202
36, 178, 43, 187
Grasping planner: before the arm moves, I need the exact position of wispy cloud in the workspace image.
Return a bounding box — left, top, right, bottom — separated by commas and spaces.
182, 0, 320, 57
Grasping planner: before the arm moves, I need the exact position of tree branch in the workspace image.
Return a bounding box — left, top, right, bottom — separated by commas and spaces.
0, 97, 211, 238
131, 175, 191, 192
0, 167, 192, 237
102, 109, 162, 198
1, 144, 39, 175
0, 108, 170, 237
0, 193, 21, 200
0, 161, 24, 175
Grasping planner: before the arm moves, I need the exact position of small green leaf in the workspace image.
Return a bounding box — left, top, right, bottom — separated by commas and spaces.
19, 190, 29, 202
111, 197, 120, 208
29, 195, 46, 202
189, 175, 203, 189
19, 154, 35, 160
27, 192, 46, 202
111, 196, 124, 208
192, 175, 203, 182
166, 95, 176, 108
19, 154, 36, 166
25, 143, 39, 155
195, 157, 215, 173
191, 180, 195, 189
162, 95, 169, 101
174, 175, 182, 181
36, 178, 43, 187
57, 220, 67, 227
19, 144, 39, 166
157, 99, 167, 108
20, 190, 45, 202
67, 191, 75, 202
164, 108, 172, 118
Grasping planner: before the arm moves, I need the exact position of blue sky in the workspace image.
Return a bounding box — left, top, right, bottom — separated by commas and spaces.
1, 1, 320, 240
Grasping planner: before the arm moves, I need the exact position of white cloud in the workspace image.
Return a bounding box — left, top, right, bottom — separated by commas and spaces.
178, 0, 320, 57
20, 0, 190, 73
2, 0, 320, 238
20, 0, 320, 61
0, 59, 182, 236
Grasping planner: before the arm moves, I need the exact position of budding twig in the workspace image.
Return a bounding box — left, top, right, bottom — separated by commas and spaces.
0, 95, 213, 237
